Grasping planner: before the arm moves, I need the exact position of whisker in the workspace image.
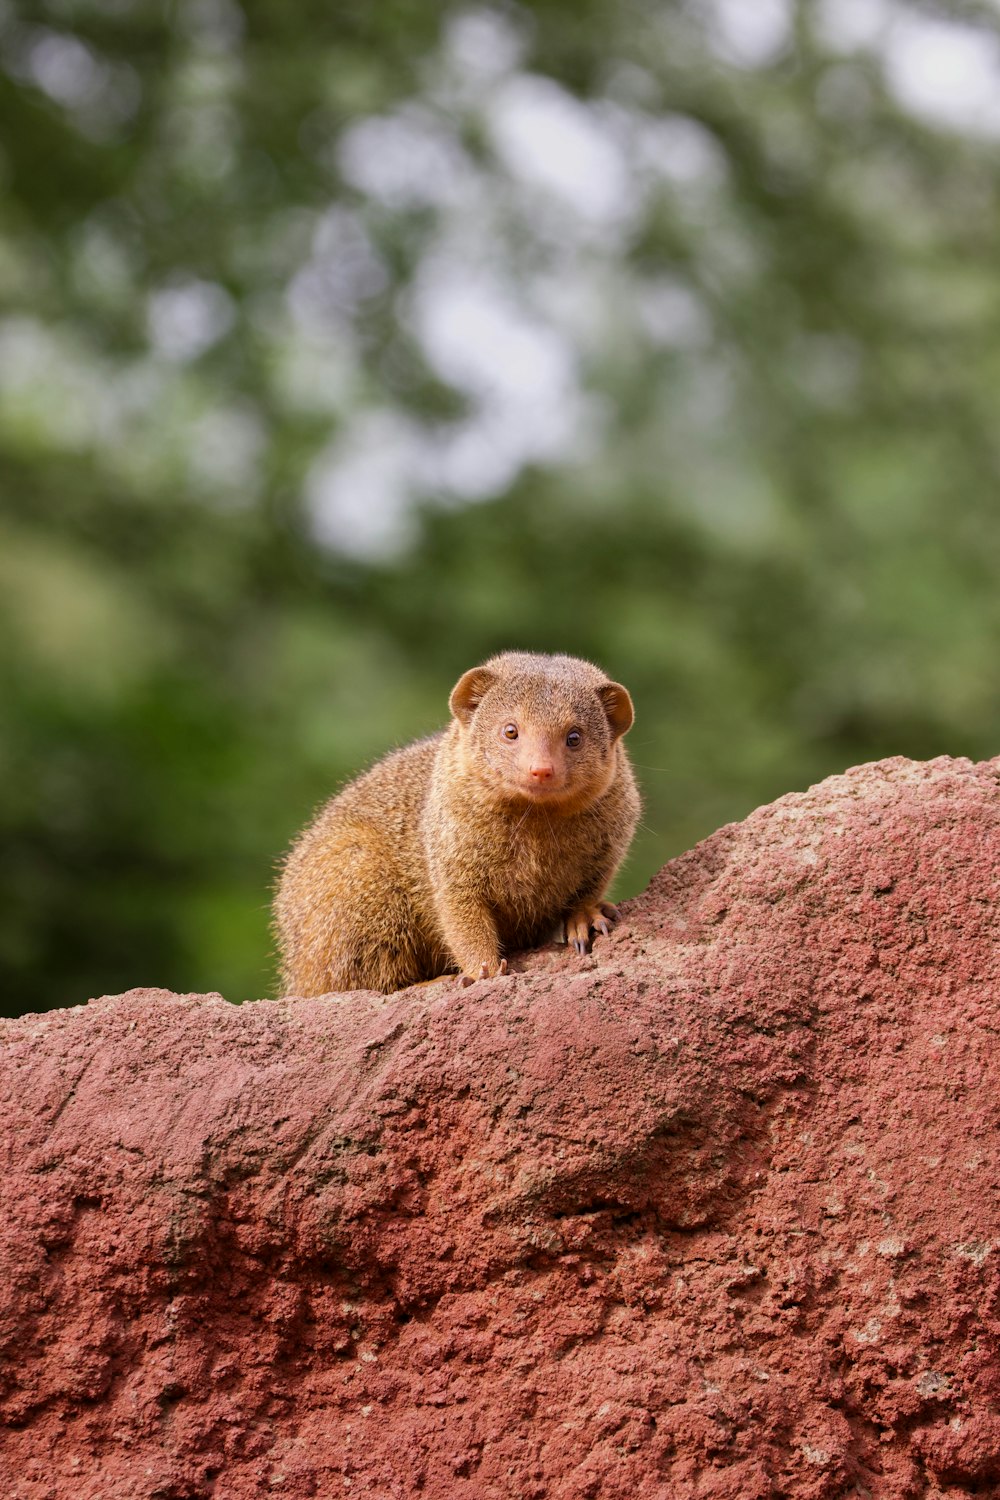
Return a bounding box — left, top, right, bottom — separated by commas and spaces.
512, 804, 532, 837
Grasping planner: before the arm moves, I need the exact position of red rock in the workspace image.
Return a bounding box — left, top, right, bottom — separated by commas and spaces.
2, 755, 1000, 1498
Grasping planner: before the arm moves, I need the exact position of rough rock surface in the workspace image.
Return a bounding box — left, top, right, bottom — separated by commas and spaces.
3, 756, 1000, 1500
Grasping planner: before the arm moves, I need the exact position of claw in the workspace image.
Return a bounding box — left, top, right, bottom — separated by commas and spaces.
565, 899, 620, 961
460, 958, 510, 985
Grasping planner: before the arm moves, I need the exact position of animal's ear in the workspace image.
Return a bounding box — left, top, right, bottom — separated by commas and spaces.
597, 681, 634, 741
449, 666, 498, 726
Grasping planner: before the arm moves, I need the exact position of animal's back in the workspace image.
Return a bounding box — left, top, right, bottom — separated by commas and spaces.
276, 735, 445, 995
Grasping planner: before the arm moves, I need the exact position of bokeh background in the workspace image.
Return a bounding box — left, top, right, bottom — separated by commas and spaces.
4, 0, 1000, 1017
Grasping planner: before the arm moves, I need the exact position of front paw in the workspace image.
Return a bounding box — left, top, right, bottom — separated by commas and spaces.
459, 958, 509, 987
565, 901, 620, 956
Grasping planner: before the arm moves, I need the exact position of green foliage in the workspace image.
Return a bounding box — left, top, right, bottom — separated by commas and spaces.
3, 0, 1000, 1013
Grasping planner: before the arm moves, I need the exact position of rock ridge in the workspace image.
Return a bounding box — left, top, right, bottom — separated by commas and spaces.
2, 755, 1000, 1498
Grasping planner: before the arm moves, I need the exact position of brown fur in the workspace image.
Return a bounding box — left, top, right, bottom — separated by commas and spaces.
274, 651, 641, 995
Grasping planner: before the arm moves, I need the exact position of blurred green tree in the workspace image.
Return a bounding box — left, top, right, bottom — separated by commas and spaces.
2, 0, 1000, 1013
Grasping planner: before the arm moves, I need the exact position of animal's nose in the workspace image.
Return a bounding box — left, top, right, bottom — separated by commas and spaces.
529, 763, 554, 782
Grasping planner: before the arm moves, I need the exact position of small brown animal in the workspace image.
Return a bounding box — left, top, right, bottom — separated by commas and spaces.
275, 651, 640, 995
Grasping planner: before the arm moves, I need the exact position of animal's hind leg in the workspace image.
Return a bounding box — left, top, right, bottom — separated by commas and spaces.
277, 840, 427, 996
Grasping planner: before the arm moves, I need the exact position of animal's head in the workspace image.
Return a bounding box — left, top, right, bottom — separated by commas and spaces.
449, 651, 634, 809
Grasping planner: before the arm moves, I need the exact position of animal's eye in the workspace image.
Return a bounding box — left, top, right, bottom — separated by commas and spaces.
566, 729, 582, 748
503, 723, 519, 741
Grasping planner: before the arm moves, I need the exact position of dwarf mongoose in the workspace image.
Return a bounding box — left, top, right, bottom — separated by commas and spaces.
275, 650, 640, 995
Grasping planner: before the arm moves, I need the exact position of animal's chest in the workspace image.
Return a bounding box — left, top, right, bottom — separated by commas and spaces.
482, 817, 590, 931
